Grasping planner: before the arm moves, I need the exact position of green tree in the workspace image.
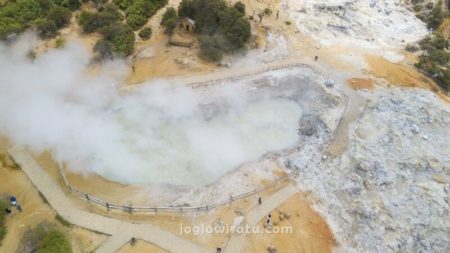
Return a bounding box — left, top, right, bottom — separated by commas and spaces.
138, 27, 152, 40
127, 14, 147, 30
199, 35, 223, 61
0, 0, 45, 39
78, 5, 122, 33
234, 1, 245, 16
100, 23, 135, 57
61, 0, 80, 11
219, 7, 251, 50
35, 18, 58, 38
161, 7, 177, 34
427, 1, 445, 30
47, 6, 71, 28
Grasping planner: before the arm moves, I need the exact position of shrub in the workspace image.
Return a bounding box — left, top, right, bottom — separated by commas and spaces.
263, 7, 272, 16
127, 14, 147, 30
47, 6, 71, 29
427, 1, 445, 30
199, 35, 224, 61
55, 37, 65, 47
37, 230, 72, 253
94, 38, 114, 58
219, 7, 251, 50
125, 0, 168, 18
0, 0, 45, 39
78, 5, 122, 33
177, 0, 251, 61
35, 18, 58, 38
161, 7, 177, 34
61, 0, 80, 11
37, 0, 53, 13
138, 27, 152, 40
234, 2, 245, 16
0, 200, 7, 245
100, 23, 135, 57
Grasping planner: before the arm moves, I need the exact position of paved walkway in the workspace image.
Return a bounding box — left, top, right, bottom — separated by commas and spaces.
8, 146, 210, 253
223, 184, 298, 253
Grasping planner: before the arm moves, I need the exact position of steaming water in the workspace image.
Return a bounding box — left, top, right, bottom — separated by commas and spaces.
0, 38, 305, 187
111, 98, 302, 186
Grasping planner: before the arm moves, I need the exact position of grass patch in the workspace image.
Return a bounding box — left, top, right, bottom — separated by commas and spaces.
18, 222, 72, 253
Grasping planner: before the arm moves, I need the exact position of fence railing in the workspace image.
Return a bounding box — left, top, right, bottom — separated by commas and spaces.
188, 63, 314, 89
59, 166, 298, 214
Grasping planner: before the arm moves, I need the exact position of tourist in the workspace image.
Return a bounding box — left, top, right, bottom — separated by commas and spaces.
4, 208, 12, 214
130, 237, 136, 246
315, 56, 318, 61
10, 196, 17, 206
17, 204, 23, 213
258, 197, 262, 205
216, 247, 222, 253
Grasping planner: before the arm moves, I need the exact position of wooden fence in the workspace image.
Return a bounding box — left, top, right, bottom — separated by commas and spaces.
59, 165, 298, 214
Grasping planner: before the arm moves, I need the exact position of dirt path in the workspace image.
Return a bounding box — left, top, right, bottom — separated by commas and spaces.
223, 184, 299, 253
8, 146, 210, 253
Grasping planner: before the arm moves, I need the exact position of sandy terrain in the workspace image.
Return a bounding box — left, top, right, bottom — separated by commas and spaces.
366, 55, 449, 101
118, 240, 168, 253
347, 78, 374, 90
0, 139, 107, 253
243, 194, 334, 253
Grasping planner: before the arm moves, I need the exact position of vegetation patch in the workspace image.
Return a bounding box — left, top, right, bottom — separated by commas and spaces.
17, 222, 72, 253
0, 200, 7, 246
413, 0, 450, 91
161, 7, 178, 34
138, 27, 152, 40
0, 0, 77, 40
178, 0, 251, 61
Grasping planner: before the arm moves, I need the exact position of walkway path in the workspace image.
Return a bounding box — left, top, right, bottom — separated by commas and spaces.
8, 146, 210, 253
223, 184, 299, 253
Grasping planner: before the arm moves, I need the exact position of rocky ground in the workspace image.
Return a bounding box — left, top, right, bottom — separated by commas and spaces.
283, 0, 429, 49
286, 87, 449, 253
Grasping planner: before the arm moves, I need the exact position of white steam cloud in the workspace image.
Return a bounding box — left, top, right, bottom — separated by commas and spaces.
0, 35, 302, 186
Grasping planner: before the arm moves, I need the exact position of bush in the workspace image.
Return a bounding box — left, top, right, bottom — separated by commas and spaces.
161, 7, 177, 34
94, 38, 114, 58
125, 0, 168, 18
100, 23, 135, 57
127, 14, 147, 30
0, 0, 45, 39
427, 1, 445, 30
61, 0, 80, 11
234, 1, 245, 16
55, 37, 65, 47
263, 7, 272, 16
78, 5, 122, 33
416, 33, 450, 91
47, 6, 71, 29
199, 35, 224, 61
178, 0, 251, 61
0, 200, 7, 245
35, 18, 58, 38
219, 7, 250, 50
18, 223, 71, 253
138, 27, 152, 40
37, 230, 72, 253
